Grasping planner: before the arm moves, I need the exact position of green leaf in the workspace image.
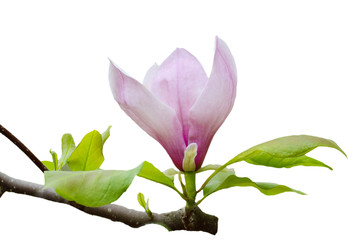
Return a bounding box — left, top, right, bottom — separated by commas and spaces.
137, 161, 176, 189
49, 150, 58, 170
44, 165, 142, 207
101, 126, 112, 145
44, 161, 178, 207
203, 171, 304, 199
137, 192, 152, 218
146, 199, 150, 213
163, 168, 179, 178
42, 161, 55, 171
67, 130, 104, 171
197, 164, 234, 173
58, 134, 76, 170
137, 192, 147, 208
227, 135, 346, 169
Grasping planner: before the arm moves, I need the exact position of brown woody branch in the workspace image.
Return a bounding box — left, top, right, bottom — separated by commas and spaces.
0, 124, 48, 172
0, 171, 218, 234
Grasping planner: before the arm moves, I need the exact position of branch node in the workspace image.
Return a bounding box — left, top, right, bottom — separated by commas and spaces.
182, 206, 218, 235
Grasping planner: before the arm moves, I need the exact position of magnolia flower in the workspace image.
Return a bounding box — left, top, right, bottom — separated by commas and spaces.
109, 37, 237, 171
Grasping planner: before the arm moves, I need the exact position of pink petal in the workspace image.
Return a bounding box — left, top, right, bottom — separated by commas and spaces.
188, 37, 237, 169
109, 60, 186, 168
143, 63, 159, 89
146, 48, 208, 144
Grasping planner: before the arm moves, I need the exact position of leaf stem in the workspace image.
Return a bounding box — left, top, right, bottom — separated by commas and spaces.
196, 196, 207, 206
196, 164, 227, 194
174, 187, 188, 201
0, 124, 48, 172
178, 173, 187, 195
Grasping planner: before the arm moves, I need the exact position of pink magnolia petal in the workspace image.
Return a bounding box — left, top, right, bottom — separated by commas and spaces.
188, 37, 237, 168
143, 63, 159, 89
147, 48, 208, 144
109, 60, 186, 168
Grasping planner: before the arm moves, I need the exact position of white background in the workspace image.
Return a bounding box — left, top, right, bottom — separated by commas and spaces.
1, 0, 361, 239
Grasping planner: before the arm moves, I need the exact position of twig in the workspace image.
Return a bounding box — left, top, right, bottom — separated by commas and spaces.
0, 124, 48, 172
0, 171, 218, 234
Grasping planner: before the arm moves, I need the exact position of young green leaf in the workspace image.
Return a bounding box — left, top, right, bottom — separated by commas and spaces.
227, 135, 346, 169
203, 171, 304, 200
137, 192, 147, 208
67, 130, 104, 171
146, 199, 150, 214
197, 164, 234, 173
163, 168, 179, 178
49, 150, 58, 170
44, 165, 142, 207
137, 161, 176, 190
101, 126, 112, 145
137, 192, 152, 218
58, 134, 76, 170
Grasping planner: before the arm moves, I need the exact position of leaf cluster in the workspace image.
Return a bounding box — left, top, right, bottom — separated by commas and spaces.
43, 130, 346, 210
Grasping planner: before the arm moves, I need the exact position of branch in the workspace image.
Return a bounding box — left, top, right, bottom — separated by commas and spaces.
0, 124, 48, 172
0, 171, 218, 234
0, 124, 218, 234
